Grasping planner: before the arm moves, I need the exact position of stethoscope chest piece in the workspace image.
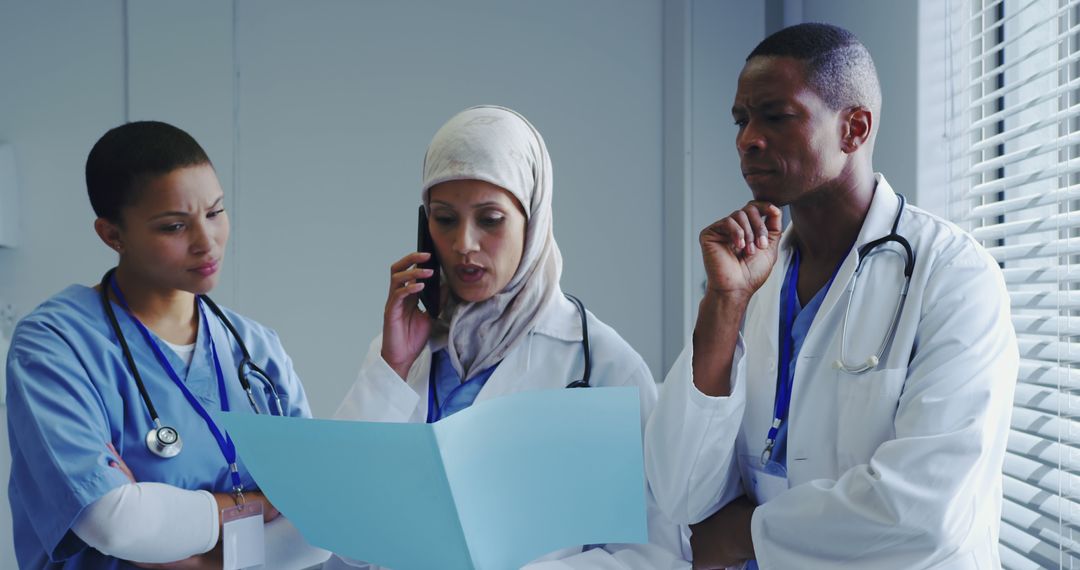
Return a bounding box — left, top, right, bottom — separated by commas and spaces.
146, 424, 183, 459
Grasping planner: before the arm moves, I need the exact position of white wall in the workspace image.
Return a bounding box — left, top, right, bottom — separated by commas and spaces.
661, 0, 767, 371
687, 0, 768, 324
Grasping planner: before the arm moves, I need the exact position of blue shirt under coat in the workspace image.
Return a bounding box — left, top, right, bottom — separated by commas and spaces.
426, 348, 499, 423
768, 252, 833, 468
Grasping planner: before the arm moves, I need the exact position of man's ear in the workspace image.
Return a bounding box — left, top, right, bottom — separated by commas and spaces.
94, 217, 123, 253
840, 106, 873, 153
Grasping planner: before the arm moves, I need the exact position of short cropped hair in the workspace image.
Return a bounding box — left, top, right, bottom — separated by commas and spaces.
748, 23, 882, 115
86, 121, 212, 223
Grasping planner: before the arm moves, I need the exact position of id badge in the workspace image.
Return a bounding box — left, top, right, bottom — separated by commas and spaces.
222, 501, 265, 570
739, 454, 789, 505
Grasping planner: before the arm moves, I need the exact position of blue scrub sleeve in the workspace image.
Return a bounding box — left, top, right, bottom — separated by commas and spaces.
7, 320, 131, 561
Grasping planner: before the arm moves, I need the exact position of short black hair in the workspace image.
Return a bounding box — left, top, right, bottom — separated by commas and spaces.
748, 23, 881, 114
86, 121, 212, 223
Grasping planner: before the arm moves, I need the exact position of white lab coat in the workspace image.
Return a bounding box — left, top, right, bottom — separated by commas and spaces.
645, 175, 1018, 569
326, 295, 691, 570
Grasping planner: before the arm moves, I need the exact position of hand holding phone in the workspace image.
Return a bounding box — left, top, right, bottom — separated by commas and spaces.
417, 206, 441, 318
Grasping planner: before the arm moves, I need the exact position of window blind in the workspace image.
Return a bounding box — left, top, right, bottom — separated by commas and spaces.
948, 0, 1080, 567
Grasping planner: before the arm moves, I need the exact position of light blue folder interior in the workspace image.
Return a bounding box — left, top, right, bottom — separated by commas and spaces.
215, 386, 647, 570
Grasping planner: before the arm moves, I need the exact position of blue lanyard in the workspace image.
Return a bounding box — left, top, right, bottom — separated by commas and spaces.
762, 249, 845, 464
426, 369, 439, 424
762, 250, 801, 464
110, 279, 245, 494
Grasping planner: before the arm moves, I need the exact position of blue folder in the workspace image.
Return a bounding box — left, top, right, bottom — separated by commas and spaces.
215, 386, 648, 570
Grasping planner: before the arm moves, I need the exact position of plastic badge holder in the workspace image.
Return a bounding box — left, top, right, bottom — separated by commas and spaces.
222, 500, 265, 570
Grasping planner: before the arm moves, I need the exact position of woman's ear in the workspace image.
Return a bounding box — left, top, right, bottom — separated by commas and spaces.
840, 106, 873, 154
94, 217, 124, 253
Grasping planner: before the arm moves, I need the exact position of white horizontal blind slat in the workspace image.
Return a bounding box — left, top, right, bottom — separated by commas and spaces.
969, 183, 1080, 217
969, 76, 1080, 132
959, 0, 1080, 564
966, 162, 1080, 199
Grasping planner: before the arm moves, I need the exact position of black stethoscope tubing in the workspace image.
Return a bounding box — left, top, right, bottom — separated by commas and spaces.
854, 193, 914, 278
563, 293, 592, 389
834, 194, 915, 374
99, 268, 282, 456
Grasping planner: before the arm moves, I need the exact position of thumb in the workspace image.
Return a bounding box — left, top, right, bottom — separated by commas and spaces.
763, 204, 784, 236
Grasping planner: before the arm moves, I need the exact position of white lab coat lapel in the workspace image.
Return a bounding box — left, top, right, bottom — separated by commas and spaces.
472, 335, 533, 402
784, 175, 902, 481
470, 296, 582, 403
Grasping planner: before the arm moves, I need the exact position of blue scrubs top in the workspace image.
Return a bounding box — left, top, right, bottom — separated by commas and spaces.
426, 348, 498, 423
769, 260, 832, 468
6, 285, 312, 569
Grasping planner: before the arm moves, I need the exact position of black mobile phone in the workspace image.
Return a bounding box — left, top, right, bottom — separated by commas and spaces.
417, 206, 441, 318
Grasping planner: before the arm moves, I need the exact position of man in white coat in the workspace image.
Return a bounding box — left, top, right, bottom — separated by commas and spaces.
644, 23, 1018, 569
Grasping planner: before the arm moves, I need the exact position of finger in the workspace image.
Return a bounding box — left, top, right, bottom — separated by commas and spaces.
748, 201, 784, 235
700, 218, 739, 252
389, 267, 435, 293
764, 204, 784, 234
742, 205, 769, 249
389, 252, 432, 275
106, 444, 136, 483
731, 210, 756, 255
715, 217, 746, 253
387, 281, 426, 311
397, 267, 435, 283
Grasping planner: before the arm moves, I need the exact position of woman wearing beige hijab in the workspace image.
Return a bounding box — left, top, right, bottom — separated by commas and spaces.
328, 106, 689, 568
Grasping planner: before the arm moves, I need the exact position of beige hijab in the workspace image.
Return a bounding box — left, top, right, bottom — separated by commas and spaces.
422, 105, 563, 380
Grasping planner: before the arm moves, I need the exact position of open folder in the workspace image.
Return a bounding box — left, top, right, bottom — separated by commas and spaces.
215, 386, 648, 570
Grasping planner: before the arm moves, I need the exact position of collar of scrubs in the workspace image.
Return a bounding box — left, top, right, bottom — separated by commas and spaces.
426, 349, 500, 423
110, 280, 243, 491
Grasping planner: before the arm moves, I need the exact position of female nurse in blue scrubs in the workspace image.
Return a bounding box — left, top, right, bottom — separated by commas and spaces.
5, 121, 311, 569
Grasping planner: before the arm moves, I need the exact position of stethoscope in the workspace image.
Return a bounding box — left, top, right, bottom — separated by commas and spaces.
832, 194, 914, 374
99, 268, 284, 460
427, 293, 591, 422
563, 293, 592, 389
